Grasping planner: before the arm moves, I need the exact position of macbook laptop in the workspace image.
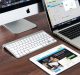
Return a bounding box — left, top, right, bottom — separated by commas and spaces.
43, 0, 80, 49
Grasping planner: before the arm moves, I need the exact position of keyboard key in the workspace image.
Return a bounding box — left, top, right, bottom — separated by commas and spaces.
59, 24, 80, 39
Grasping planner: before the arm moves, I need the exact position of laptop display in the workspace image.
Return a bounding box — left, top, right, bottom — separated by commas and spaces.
43, 0, 80, 49
43, 0, 80, 29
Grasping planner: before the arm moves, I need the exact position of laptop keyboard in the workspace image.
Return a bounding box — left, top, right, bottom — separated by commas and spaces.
59, 24, 80, 39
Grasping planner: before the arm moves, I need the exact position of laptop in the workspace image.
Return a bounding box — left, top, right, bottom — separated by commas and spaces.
43, 0, 80, 49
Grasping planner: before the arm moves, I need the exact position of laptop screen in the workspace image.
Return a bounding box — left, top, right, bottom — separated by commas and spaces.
44, 0, 80, 29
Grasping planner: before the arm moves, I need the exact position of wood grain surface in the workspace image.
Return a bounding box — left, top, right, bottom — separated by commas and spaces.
0, 12, 79, 75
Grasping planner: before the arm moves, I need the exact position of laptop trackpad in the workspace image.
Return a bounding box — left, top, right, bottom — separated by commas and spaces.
72, 36, 80, 49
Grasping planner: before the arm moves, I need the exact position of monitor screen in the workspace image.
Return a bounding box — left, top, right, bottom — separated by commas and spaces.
0, 0, 39, 13
44, 0, 80, 27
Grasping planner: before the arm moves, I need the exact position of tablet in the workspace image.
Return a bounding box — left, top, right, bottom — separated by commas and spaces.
30, 44, 80, 75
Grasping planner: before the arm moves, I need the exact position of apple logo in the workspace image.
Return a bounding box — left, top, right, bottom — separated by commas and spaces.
26, 9, 30, 13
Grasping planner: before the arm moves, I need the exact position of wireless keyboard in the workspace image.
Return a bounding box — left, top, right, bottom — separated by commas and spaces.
3, 30, 57, 58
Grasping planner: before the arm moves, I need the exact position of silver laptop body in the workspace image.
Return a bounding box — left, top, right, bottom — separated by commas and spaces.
43, 0, 80, 49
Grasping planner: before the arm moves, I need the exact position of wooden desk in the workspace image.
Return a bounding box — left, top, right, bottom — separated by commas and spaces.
0, 12, 80, 75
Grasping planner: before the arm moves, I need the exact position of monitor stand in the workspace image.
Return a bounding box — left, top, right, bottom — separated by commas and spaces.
4, 19, 37, 34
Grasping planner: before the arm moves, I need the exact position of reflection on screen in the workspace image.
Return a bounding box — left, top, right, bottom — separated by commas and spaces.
0, 0, 30, 8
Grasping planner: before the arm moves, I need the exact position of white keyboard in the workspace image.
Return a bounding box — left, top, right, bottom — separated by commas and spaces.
3, 30, 57, 58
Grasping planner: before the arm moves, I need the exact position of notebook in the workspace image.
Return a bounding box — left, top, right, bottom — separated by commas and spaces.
43, 0, 80, 49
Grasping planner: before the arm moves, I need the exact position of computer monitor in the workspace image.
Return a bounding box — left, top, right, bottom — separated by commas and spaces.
0, 0, 40, 33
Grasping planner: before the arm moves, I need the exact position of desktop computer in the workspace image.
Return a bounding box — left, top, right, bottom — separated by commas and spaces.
0, 0, 41, 33
2, 0, 57, 58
